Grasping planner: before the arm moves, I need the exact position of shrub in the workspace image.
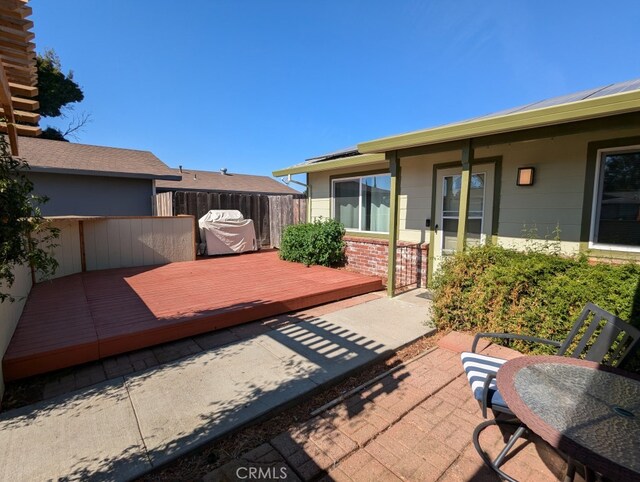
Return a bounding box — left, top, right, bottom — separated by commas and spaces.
1, 135, 58, 302
432, 244, 640, 361
279, 218, 345, 267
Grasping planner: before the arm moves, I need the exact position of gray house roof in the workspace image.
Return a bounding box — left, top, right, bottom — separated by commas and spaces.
469, 78, 640, 121
274, 77, 640, 176
358, 77, 640, 153
156, 168, 300, 195
18, 137, 180, 180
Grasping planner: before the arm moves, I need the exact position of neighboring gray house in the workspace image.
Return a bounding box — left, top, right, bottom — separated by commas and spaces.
156, 167, 300, 195
19, 137, 180, 216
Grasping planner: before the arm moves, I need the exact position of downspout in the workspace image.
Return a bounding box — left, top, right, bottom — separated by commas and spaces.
281, 174, 311, 222
387, 151, 400, 297
306, 172, 311, 223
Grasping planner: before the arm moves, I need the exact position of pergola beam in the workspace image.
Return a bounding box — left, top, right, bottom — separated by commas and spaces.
0, 120, 39, 136
0, 24, 33, 43
0, 1, 39, 155
0, 105, 38, 122
8, 80, 36, 96
0, 56, 17, 153
0, 37, 34, 52
0, 5, 32, 20
10, 94, 37, 110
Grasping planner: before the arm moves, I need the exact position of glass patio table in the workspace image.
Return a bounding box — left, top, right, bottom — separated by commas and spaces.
496, 355, 640, 482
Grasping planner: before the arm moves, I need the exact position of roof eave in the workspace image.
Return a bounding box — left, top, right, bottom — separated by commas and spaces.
28, 166, 181, 181
156, 186, 301, 195
273, 152, 388, 176
358, 89, 640, 153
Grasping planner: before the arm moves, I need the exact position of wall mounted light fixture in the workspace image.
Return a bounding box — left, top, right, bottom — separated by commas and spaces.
517, 167, 535, 186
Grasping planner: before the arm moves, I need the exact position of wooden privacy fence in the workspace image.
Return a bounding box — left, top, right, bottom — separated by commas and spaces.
268, 195, 307, 249
152, 192, 173, 216
169, 191, 307, 248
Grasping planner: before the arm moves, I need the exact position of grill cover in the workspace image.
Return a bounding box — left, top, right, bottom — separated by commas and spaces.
198, 210, 257, 255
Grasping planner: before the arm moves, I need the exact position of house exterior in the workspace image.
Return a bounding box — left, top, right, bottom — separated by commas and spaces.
156, 167, 300, 195
19, 137, 180, 216
273, 79, 640, 295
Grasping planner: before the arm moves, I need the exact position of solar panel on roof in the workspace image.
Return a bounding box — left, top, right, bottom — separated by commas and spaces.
590, 79, 640, 98
442, 78, 640, 126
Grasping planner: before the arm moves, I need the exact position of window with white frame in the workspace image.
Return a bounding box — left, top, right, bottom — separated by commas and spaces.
332, 174, 391, 233
592, 147, 640, 249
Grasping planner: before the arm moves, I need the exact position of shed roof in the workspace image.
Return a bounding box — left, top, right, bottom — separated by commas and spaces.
156, 168, 300, 194
19, 136, 180, 180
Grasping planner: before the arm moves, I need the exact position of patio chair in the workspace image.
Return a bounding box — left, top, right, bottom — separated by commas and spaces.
460, 302, 640, 482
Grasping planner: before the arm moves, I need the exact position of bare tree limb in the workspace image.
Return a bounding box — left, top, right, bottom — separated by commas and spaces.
60, 112, 92, 140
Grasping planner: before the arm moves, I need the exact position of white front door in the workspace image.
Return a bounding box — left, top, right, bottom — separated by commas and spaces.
432, 163, 494, 274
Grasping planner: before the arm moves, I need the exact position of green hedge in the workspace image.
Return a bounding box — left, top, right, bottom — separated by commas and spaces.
432, 245, 640, 362
279, 218, 345, 267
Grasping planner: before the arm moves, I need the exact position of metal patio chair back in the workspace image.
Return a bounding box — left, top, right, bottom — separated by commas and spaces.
461, 303, 640, 482
556, 303, 640, 367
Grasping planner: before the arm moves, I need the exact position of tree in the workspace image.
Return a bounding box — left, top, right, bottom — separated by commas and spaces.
0, 134, 58, 302
36, 49, 89, 141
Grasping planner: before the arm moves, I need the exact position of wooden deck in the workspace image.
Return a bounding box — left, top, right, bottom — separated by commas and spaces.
3, 251, 383, 381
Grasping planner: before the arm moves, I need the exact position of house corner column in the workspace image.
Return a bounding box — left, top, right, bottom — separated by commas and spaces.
456, 140, 474, 253
306, 173, 312, 223
387, 151, 400, 297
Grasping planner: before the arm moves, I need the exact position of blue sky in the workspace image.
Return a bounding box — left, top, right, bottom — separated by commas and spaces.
32, 1, 640, 180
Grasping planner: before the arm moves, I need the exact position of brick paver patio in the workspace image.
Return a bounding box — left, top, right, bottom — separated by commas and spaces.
206, 333, 571, 482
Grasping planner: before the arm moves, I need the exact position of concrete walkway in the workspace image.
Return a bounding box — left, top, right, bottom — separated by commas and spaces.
0, 290, 434, 481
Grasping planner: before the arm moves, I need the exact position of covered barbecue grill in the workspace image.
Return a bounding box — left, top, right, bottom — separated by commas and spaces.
198, 210, 258, 255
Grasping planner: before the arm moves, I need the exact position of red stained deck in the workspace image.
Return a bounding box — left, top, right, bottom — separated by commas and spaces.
3, 251, 383, 381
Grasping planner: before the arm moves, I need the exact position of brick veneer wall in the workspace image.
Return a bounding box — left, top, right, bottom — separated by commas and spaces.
343, 235, 429, 292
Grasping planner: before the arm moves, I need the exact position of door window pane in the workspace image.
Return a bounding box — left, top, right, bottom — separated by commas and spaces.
469, 174, 485, 217
361, 176, 390, 232
596, 151, 640, 246
466, 219, 483, 247
441, 173, 485, 253
442, 174, 484, 217
442, 176, 460, 217
334, 180, 359, 230
442, 218, 458, 254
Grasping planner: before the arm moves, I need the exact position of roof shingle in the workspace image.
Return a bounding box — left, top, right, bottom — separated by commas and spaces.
156, 168, 301, 194
18, 137, 179, 180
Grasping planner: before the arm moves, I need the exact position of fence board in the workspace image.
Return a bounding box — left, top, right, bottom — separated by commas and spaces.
259, 195, 270, 246
152, 192, 173, 216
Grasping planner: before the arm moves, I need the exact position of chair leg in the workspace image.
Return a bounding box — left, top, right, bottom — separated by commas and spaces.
564, 455, 600, 482
584, 466, 597, 482
495, 424, 528, 467
564, 457, 576, 482
473, 419, 526, 482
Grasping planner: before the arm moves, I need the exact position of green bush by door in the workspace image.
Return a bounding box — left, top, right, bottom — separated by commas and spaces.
279, 218, 345, 267
432, 245, 640, 360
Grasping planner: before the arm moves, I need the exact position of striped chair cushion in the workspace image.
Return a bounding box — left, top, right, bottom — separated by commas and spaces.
461, 352, 508, 410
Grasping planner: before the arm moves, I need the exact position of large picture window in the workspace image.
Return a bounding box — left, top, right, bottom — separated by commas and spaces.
592, 147, 640, 249
333, 174, 390, 233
